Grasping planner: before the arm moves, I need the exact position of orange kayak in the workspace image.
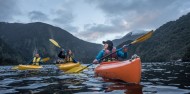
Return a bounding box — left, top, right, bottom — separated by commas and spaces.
57, 62, 80, 71
95, 58, 141, 84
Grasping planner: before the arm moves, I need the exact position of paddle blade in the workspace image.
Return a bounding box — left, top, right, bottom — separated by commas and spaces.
49, 39, 61, 48
65, 65, 87, 73
42, 57, 50, 62
131, 30, 153, 44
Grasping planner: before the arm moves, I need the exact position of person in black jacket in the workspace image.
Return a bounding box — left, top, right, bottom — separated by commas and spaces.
56, 49, 65, 64
57, 49, 77, 64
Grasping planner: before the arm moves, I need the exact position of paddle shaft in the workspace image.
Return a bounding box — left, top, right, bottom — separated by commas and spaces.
98, 43, 131, 62
77, 43, 131, 72
77, 31, 153, 72
98, 30, 153, 61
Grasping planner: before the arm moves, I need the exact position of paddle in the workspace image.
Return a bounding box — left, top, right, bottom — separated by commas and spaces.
41, 57, 50, 62
49, 39, 61, 48
49, 39, 78, 63
72, 30, 154, 73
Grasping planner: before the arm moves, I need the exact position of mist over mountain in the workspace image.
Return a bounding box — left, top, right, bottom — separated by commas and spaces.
113, 31, 145, 46
118, 13, 190, 62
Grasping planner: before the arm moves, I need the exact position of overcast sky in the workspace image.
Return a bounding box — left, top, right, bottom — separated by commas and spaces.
0, 0, 190, 43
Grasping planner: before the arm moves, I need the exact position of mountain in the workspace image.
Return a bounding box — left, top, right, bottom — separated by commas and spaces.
0, 38, 24, 65
113, 31, 144, 46
1, 12, 190, 64
182, 47, 190, 61
0, 22, 102, 64
118, 13, 190, 62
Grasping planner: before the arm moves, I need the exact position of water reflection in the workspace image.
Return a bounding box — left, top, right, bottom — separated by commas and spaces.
105, 83, 142, 94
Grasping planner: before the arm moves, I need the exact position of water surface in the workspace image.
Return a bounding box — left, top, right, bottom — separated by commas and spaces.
0, 62, 190, 94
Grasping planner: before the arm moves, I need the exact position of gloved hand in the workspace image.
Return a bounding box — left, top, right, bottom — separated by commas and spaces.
122, 45, 128, 52
122, 45, 127, 48
93, 59, 99, 64
61, 49, 64, 51
105, 50, 110, 54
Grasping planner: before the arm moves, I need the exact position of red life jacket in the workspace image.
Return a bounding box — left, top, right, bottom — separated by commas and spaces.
103, 47, 117, 61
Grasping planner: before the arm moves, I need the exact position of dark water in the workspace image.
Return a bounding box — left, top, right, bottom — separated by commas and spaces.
0, 62, 190, 94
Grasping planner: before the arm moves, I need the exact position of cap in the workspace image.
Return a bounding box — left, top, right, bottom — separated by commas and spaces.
102, 40, 113, 47
103, 40, 112, 44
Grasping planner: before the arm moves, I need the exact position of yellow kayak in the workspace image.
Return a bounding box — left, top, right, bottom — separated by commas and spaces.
12, 65, 43, 70
57, 62, 80, 71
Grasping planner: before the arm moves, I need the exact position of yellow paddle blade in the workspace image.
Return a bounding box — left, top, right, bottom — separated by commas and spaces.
42, 57, 50, 62
131, 30, 153, 44
49, 39, 61, 48
65, 65, 87, 74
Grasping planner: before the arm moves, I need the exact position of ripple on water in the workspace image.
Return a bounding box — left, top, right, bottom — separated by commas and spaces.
0, 88, 18, 94
167, 77, 178, 79
142, 69, 148, 72
21, 77, 44, 81
145, 85, 190, 94
141, 82, 153, 85
82, 81, 102, 88
0, 78, 22, 86
75, 91, 105, 94
152, 69, 165, 71
68, 85, 84, 89
14, 82, 57, 89
55, 75, 75, 80
165, 71, 171, 74
0, 72, 20, 78
149, 78, 162, 82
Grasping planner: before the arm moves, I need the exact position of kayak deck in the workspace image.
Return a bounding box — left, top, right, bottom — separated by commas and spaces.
13, 65, 43, 70
57, 62, 80, 71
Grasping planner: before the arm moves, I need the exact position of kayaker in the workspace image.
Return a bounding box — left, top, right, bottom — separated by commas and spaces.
31, 53, 42, 65
58, 49, 78, 63
93, 40, 128, 63
57, 49, 66, 64
65, 49, 78, 63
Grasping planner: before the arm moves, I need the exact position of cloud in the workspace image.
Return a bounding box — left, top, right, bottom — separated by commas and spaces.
28, 11, 49, 22
0, 0, 20, 22
76, 31, 103, 42
85, 18, 128, 32
52, 9, 74, 25
86, 0, 177, 16
85, 0, 190, 30
1, 0, 190, 43
51, 9, 78, 32
50, 0, 79, 32
78, 0, 190, 43
76, 30, 128, 43
74, 16, 130, 43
